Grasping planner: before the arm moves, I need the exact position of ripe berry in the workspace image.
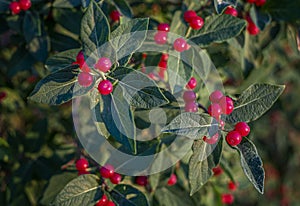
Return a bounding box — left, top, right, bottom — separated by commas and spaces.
9, 2, 21, 15
235, 122, 250, 137
226, 130, 242, 146
75, 158, 89, 171
158, 60, 167, 70
19, 0, 31, 10
110, 173, 122, 184
158, 70, 165, 79
219, 96, 234, 115
183, 10, 197, 23
110, 10, 120, 22
246, 16, 260, 36
167, 174, 177, 186
186, 77, 197, 90
78, 72, 93, 87
100, 164, 115, 178
209, 90, 224, 103
98, 80, 113, 95
96, 194, 108, 206
173, 38, 188, 52
189, 16, 204, 30
247, 0, 256, 3
255, 0, 266, 6
212, 166, 223, 176
135, 176, 148, 186
94, 57, 112, 73
203, 133, 219, 145
76, 50, 85, 66
154, 31, 168, 45
224, 6, 238, 17
161, 53, 169, 61
185, 102, 198, 112
142, 53, 147, 59
106, 201, 116, 206
157, 23, 170, 32
221, 193, 234, 204
0, 92, 7, 102
183, 90, 196, 102
208, 103, 222, 119
228, 181, 237, 191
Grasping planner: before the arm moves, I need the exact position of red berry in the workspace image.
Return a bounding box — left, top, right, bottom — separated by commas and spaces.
173, 38, 188, 52
158, 69, 165, 79
9, 2, 21, 15
246, 16, 260, 36
189, 16, 204, 30
226, 130, 242, 146
228, 181, 237, 191
247, 0, 256, 3
100, 164, 115, 178
255, 0, 266, 6
157, 23, 170, 32
94, 57, 112, 73
186, 77, 197, 90
154, 31, 168, 45
158, 60, 167, 70
76, 50, 85, 66
183, 10, 197, 23
221, 193, 234, 204
98, 80, 113, 95
183, 90, 196, 102
212, 166, 223, 176
80, 62, 91, 73
203, 133, 219, 145
208, 103, 222, 119
185, 102, 198, 112
0, 92, 7, 102
209, 90, 224, 103
96, 194, 108, 206
224, 6, 238, 17
110, 173, 122, 184
78, 72, 93, 87
219, 96, 234, 115
75, 158, 89, 171
161, 53, 169, 61
135, 176, 148, 186
110, 10, 121, 22
167, 174, 177, 186
19, 0, 31, 10
106, 201, 116, 206
142, 53, 147, 59
235, 122, 250, 137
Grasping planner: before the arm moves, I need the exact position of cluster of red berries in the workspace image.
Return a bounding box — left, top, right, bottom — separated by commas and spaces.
246, 0, 266, 7
183, 77, 198, 112
183, 10, 204, 30
9, 0, 31, 15
75, 158, 90, 175
154, 23, 170, 45
95, 194, 115, 206
208, 90, 234, 120
226, 121, 250, 146
100, 164, 122, 184
109, 10, 121, 22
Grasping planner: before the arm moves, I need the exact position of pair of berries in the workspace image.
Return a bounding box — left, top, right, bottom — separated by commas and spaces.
9, 0, 31, 15
157, 53, 169, 79
226, 122, 250, 146
95, 194, 115, 206
183, 77, 198, 112
75, 158, 90, 175
246, 15, 260, 36
224, 6, 238, 17
221, 181, 238, 204
183, 10, 204, 30
208, 90, 234, 120
154, 23, 170, 45
100, 164, 122, 184
247, 0, 266, 7
109, 10, 121, 22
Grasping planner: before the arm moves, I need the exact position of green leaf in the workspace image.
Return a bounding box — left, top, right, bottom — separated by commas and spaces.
161, 113, 218, 140
81, 1, 110, 60
189, 14, 246, 47
53, 174, 102, 206
28, 65, 94, 105
53, 0, 82, 8
189, 138, 223, 195
110, 184, 149, 206
0, 2, 9, 13
45, 49, 80, 73
28, 36, 49, 62
23, 11, 42, 43
170, 11, 188, 37
110, 67, 168, 108
214, 0, 237, 14
225, 83, 285, 124
155, 186, 194, 206
249, 6, 271, 31
235, 137, 265, 194
113, 0, 133, 18
111, 18, 149, 66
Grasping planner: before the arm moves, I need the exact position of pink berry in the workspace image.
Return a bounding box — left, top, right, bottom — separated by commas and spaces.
96, 194, 108, 206
76, 50, 85, 66
98, 80, 113, 95
183, 90, 196, 102
161, 53, 169, 61
158, 60, 167, 70
224, 6, 238, 17
186, 77, 197, 90
219, 96, 234, 115
80, 62, 91, 73
106, 201, 116, 206
9, 2, 21, 15
228, 181, 237, 191
183, 10, 197, 23
154, 31, 168, 45
167, 174, 177, 186
78, 72, 93, 87
203, 133, 219, 145
100, 164, 115, 178
110, 10, 120, 22
19, 0, 31, 10
135, 176, 148, 186
235, 122, 250, 137
208, 103, 222, 119
75, 158, 89, 171
226, 130, 242, 146
255, 0, 266, 6
189, 16, 204, 30
212, 166, 223, 176
94, 57, 112, 73
221, 193, 234, 204
157, 23, 170, 32
173, 38, 188, 52
110, 173, 122, 184
209, 90, 224, 103
158, 69, 165, 79
185, 102, 198, 112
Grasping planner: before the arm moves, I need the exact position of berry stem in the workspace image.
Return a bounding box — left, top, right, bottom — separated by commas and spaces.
197, 103, 208, 113
185, 27, 192, 38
